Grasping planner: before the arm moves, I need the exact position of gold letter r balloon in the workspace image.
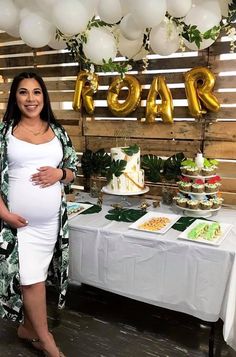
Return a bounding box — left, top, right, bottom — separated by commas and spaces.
73, 71, 98, 115
184, 67, 220, 119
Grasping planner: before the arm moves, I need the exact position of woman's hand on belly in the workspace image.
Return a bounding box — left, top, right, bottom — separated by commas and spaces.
3, 211, 28, 228
31, 166, 62, 188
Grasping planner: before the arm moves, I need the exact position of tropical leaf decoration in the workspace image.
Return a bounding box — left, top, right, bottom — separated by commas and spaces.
106, 159, 127, 183
81, 149, 111, 178
163, 152, 186, 181
105, 208, 146, 222
122, 144, 139, 156
81, 149, 94, 178
141, 154, 164, 182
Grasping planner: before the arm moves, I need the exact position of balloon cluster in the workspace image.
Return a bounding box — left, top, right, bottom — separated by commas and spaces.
0, 0, 234, 70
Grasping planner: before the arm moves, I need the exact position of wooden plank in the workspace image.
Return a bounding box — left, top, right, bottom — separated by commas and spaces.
217, 161, 236, 178
0, 66, 79, 78
62, 123, 82, 136
210, 59, 236, 73
71, 135, 85, 152
205, 122, 236, 140
85, 137, 200, 156
220, 177, 236, 192
87, 106, 236, 120
0, 80, 76, 91
204, 141, 236, 160
221, 192, 236, 205
83, 119, 203, 140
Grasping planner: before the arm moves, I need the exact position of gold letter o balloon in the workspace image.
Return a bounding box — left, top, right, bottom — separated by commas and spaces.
107, 75, 141, 116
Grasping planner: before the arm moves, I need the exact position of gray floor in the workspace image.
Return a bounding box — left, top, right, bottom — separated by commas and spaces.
0, 284, 236, 357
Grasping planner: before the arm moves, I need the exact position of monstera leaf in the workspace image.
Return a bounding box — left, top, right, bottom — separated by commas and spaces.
81, 149, 94, 178
141, 154, 163, 182
93, 149, 112, 176
106, 159, 127, 182
81, 149, 111, 178
122, 144, 139, 156
163, 152, 186, 181
105, 208, 146, 222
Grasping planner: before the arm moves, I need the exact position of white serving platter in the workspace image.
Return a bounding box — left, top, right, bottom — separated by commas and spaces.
129, 211, 181, 234
178, 219, 233, 246
67, 202, 93, 219
102, 186, 149, 196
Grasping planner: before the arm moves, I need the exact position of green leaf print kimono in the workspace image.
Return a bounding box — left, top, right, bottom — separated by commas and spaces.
0, 121, 78, 322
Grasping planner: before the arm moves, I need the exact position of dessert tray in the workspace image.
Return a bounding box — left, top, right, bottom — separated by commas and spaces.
179, 189, 218, 196
175, 205, 221, 217
178, 219, 233, 246
102, 186, 149, 196
67, 202, 93, 219
129, 211, 181, 234
183, 174, 216, 179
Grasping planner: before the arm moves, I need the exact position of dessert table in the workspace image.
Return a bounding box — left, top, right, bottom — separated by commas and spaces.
68, 192, 236, 352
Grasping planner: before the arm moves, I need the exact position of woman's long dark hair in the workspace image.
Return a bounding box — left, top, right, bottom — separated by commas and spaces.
3, 71, 59, 134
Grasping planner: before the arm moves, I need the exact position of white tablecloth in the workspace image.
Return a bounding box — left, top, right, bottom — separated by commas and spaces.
68, 193, 236, 351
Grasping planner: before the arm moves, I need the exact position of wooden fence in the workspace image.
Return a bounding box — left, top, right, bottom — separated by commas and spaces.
0, 29, 235, 204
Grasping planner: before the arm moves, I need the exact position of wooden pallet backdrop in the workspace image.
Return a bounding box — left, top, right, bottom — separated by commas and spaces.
0, 29, 235, 204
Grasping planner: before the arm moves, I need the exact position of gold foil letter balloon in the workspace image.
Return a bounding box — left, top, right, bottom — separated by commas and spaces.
146, 76, 173, 123
73, 71, 98, 114
184, 67, 220, 119
107, 75, 141, 116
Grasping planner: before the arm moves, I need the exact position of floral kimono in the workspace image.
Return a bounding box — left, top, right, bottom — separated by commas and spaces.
0, 120, 78, 322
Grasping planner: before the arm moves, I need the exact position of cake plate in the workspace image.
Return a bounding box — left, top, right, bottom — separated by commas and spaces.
102, 186, 149, 207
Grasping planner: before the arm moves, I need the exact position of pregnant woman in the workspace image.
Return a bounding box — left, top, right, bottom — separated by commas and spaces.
0, 72, 78, 357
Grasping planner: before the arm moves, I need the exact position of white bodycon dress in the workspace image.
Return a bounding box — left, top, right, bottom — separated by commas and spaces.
7, 133, 63, 285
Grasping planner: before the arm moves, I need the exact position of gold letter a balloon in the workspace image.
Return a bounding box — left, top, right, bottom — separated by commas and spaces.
146, 76, 173, 123
73, 71, 98, 115
184, 67, 220, 119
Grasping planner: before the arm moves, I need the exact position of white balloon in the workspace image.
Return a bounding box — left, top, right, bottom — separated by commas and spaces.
97, 0, 122, 24
150, 20, 180, 56
218, 0, 230, 17
7, 24, 20, 38
184, 1, 221, 32
81, 0, 99, 18
167, 0, 192, 18
0, 0, 19, 31
83, 27, 117, 65
183, 37, 216, 50
119, 13, 143, 41
19, 13, 55, 48
48, 33, 67, 50
119, 0, 136, 15
52, 0, 89, 36
132, 0, 167, 28
118, 34, 143, 59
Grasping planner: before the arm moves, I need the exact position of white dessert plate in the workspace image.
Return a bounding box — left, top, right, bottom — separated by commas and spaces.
183, 174, 216, 179
177, 206, 221, 213
67, 202, 93, 219
102, 186, 149, 196
129, 211, 181, 234
179, 189, 218, 196
178, 219, 233, 246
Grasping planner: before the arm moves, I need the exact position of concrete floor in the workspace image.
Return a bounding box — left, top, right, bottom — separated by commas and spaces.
0, 284, 236, 357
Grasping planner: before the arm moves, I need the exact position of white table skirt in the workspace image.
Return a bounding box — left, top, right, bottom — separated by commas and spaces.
68, 193, 236, 351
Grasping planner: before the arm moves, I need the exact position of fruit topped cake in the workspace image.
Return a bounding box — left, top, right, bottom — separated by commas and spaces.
105, 144, 145, 193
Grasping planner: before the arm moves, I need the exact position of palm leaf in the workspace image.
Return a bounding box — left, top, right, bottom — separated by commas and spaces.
163, 152, 186, 181
141, 154, 163, 182
106, 159, 127, 182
